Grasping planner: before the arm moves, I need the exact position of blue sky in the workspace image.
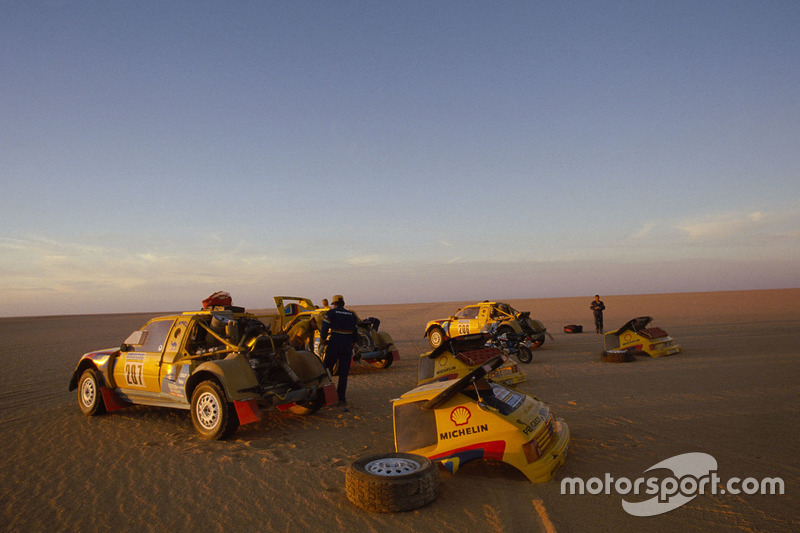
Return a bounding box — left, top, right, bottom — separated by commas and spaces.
2, 1, 799, 317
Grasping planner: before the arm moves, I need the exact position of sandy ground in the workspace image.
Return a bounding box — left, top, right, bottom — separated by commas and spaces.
1, 289, 798, 532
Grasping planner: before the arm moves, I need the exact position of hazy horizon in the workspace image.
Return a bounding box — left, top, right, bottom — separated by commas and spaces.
2, 2, 798, 317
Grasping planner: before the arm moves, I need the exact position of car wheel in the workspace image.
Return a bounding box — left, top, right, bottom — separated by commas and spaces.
496, 325, 514, 338
288, 389, 326, 415
428, 327, 445, 348
516, 346, 533, 364
372, 356, 394, 369
78, 368, 106, 416
190, 381, 239, 440
346, 453, 439, 513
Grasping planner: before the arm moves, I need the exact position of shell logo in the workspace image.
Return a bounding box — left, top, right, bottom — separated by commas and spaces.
450, 406, 471, 426
439, 355, 448, 366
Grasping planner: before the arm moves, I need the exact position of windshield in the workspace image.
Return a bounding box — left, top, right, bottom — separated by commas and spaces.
459, 380, 525, 416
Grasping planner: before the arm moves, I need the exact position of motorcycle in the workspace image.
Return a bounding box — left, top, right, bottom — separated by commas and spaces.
484, 323, 534, 364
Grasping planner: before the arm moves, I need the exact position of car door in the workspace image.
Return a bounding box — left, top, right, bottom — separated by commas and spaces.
476, 304, 492, 332
114, 317, 176, 393
453, 306, 480, 336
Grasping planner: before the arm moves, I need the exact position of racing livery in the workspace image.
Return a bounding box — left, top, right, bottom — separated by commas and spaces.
393, 355, 569, 483
417, 333, 525, 387
603, 316, 682, 357
424, 301, 547, 349
69, 306, 336, 439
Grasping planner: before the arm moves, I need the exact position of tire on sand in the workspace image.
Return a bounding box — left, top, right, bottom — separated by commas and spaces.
601, 350, 635, 363
346, 453, 439, 513
288, 388, 326, 415
190, 380, 240, 440
78, 368, 107, 416
516, 345, 533, 364
371, 356, 394, 369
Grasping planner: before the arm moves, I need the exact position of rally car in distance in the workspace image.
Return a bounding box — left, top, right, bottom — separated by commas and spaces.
603, 316, 682, 357
259, 296, 398, 372
69, 305, 337, 440
393, 355, 569, 483
417, 333, 525, 387
424, 301, 547, 349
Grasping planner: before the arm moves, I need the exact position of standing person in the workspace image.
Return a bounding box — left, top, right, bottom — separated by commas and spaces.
590, 295, 605, 334
319, 294, 358, 410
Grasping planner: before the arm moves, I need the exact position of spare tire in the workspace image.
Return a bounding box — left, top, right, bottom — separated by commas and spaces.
346, 453, 439, 513
601, 350, 635, 363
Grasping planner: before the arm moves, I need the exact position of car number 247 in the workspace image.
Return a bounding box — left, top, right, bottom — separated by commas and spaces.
125, 362, 144, 387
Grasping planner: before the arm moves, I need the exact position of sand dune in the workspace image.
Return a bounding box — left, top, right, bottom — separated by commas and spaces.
1, 289, 798, 532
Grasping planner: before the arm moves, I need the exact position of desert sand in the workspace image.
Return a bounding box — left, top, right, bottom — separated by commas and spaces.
1, 289, 798, 532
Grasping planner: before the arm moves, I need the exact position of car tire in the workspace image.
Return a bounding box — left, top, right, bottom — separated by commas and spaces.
601, 350, 635, 363
78, 368, 106, 416
190, 381, 240, 440
371, 356, 393, 369
428, 327, 445, 349
346, 453, 439, 513
496, 325, 514, 338
288, 389, 326, 415
517, 346, 533, 364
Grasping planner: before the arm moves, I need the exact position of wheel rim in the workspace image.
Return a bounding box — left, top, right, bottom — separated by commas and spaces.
364, 457, 423, 476
430, 330, 442, 346
196, 391, 221, 430
80, 376, 96, 407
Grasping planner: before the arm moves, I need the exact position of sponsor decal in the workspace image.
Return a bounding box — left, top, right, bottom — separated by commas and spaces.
450, 406, 471, 426
439, 423, 489, 441
438, 355, 448, 366
124, 362, 144, 387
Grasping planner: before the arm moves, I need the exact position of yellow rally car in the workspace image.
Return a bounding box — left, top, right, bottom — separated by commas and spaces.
417, 333, 525, 387
603, 316, 682, 357
393, 355, 569, 483
68, 305, 337, 440
259, 296, 399, 371
424, 301, 547, 349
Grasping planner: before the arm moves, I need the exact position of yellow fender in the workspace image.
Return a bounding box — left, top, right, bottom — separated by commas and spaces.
193, 353, 259, 401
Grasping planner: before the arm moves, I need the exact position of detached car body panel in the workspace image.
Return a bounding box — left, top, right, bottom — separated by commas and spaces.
603, 316, 682, 357
394, 356, 569, 483
69, 306, 337, 439
417, 333, 525, 387
424, 301, 546, 349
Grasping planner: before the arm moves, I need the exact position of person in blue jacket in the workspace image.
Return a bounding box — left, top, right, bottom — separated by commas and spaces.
590, 295, 605, 333
319, 294, 358, 410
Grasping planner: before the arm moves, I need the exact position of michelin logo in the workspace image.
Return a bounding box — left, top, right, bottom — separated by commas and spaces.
439, 424, 489, 440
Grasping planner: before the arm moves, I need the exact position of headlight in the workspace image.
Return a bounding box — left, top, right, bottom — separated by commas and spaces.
522, 438, 541, 463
